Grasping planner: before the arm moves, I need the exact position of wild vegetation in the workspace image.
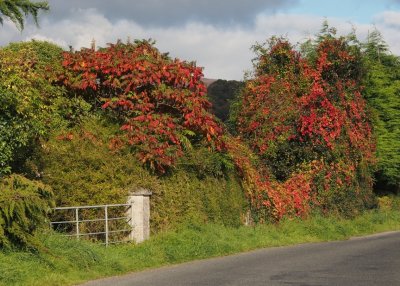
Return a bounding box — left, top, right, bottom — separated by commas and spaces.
0, 38, 247, 249
0, 18, 399, 285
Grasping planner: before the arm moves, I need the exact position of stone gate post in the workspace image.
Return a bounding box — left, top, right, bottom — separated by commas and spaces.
127, 188, 152, 243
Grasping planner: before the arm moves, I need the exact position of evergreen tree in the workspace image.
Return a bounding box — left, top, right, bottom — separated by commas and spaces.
363, 30, 400, 193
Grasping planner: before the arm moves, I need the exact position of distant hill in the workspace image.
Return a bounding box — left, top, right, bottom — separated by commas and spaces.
204, 79, 244, 122
202, 78, 217, 87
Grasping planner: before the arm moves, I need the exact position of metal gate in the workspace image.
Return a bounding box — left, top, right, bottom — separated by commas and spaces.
50, 203, 133, 246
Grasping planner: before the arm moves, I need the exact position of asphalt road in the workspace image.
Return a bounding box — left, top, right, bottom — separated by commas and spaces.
82, 231, 400, 286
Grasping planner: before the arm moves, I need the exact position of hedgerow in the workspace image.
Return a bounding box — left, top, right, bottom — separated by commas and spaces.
37, 117, 246, 232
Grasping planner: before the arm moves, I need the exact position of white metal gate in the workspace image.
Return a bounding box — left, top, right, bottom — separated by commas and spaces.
50, 203, 133, 246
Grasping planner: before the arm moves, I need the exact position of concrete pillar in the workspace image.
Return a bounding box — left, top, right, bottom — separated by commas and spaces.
127, 188, 152, 243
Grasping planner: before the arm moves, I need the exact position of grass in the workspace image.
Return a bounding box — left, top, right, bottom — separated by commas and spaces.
1, 207, 400, 286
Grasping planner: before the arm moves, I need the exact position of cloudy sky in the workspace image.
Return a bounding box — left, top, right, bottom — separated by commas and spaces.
2, 0, 400, 80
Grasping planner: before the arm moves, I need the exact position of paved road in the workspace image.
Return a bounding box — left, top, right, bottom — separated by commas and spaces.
82, 231, 400, 286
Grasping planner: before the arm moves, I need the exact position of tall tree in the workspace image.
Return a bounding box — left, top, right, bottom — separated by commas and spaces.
0, 0, 48, 31
363, 30, 400, 193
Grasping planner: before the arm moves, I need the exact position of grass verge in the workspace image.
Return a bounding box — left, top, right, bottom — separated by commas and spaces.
1, 208, 400, 286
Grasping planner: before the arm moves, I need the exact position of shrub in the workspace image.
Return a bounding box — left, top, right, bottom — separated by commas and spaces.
0, 40, 68, 176
0, 174, 53, 250
152, 147, 246, 231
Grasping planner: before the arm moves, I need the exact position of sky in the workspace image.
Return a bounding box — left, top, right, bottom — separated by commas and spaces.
1, 0, 400, 80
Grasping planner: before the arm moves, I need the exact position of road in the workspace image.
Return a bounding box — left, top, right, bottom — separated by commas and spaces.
82, 231, 400, 286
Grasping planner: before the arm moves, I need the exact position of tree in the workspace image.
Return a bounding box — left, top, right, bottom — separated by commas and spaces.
0, 0, 49, 31
363, 30, 400, 193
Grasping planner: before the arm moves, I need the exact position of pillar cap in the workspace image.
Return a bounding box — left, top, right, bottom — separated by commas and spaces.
129, 187, 152, 196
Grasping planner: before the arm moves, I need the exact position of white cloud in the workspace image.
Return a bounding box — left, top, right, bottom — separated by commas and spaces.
374, 11, 400, 55
1, 8, 400, 80
375, 11, 400, 28
25, 9, 115, 48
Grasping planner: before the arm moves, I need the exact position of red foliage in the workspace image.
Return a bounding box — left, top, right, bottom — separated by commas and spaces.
234, 36, 375, 220
61, 40, 224, 171
227, 138, 315, 221
298, 39, 374, 157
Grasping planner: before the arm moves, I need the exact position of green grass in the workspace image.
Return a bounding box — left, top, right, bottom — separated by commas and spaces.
1, 208, 400, 286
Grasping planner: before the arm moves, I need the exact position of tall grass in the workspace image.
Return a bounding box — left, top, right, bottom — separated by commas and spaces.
1, 208, 400, 286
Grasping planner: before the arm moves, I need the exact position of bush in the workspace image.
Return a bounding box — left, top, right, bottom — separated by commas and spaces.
152, 164, 246, 231
37, 117, 142, 208
377, 195, 400, 211
0, 175, 53, 250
